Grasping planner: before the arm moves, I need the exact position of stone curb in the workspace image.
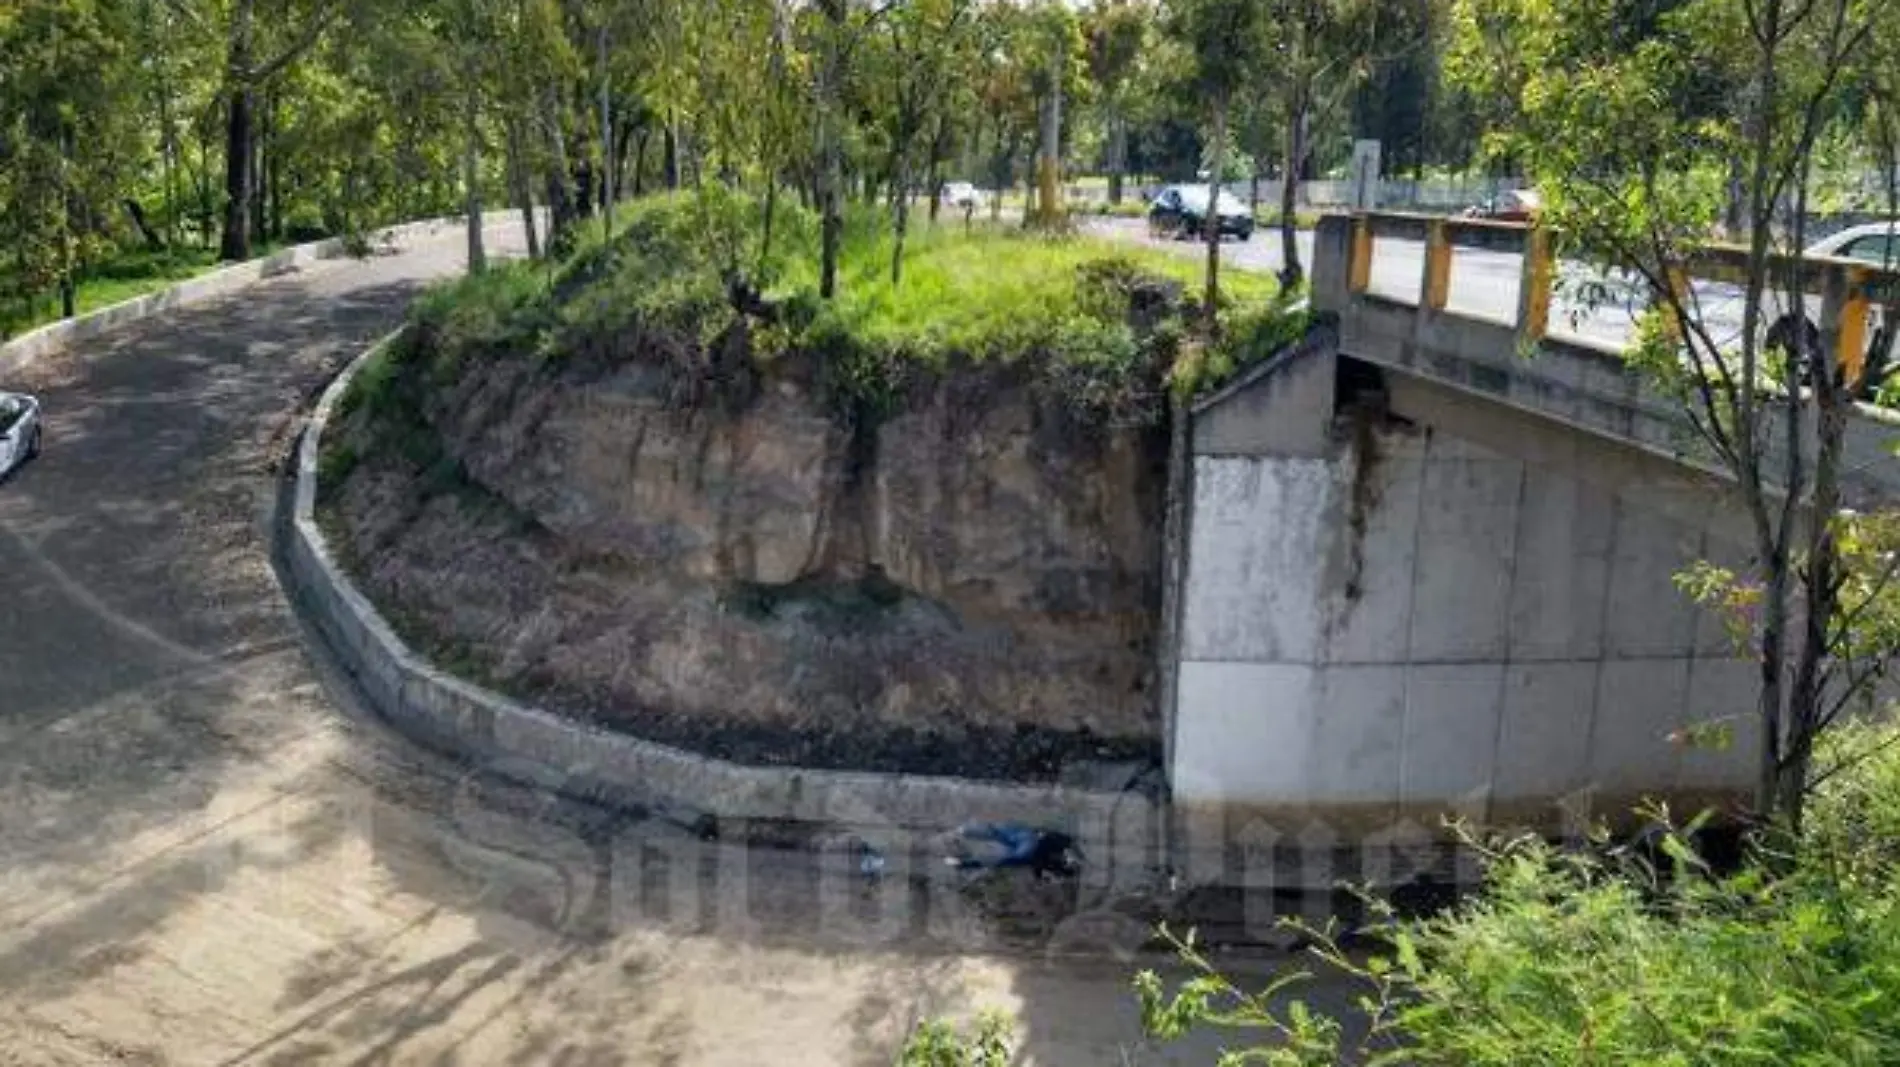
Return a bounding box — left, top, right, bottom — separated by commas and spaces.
1, 217, 466, 376
281, 332, 1164, 863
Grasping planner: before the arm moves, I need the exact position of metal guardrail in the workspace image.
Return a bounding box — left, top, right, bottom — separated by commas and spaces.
1338, 210, 1900, 386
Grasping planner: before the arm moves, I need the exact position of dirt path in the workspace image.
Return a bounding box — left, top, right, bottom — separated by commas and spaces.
0, 226, 1313, 1065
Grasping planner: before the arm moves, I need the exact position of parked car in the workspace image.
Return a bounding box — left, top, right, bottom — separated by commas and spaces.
0, 392, 42, 478
1805, 222, 1900, 266
939, 181, 983, 212
1758, 224, 1900, 397
1147, 185, 1255, 241
1461, 188, 1543, 223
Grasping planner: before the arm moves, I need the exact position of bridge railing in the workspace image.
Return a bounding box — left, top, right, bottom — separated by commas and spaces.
1334, 210, 1900, 386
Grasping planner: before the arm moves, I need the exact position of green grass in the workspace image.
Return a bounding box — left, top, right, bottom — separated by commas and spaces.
0, 242, 299, 341
773, 212, 1277, 360
399, 189, 1308, 423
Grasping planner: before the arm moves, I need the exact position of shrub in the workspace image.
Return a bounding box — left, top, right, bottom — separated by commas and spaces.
1139, 727, 1900, 1066
896, 1014, 1013, 1067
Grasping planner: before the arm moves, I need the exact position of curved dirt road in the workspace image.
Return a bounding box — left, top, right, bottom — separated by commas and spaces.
0, 226, 1267, 1065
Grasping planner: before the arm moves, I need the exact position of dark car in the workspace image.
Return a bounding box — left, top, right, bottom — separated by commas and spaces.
1147, 185, 1254, 241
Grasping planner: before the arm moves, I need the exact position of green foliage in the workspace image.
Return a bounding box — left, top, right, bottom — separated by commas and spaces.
1142, 731, 1900, 1065
1170, 293, 1314, 398
896, 1013, 1013, 1067
388, 190, 1305, 453
1136, 927, 1346, 1066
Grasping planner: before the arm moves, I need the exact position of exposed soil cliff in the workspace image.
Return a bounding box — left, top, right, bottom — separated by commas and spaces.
323, 259, 1181, 780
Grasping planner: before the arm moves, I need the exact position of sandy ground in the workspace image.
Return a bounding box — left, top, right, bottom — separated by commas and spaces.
0, 222, 1351, 1065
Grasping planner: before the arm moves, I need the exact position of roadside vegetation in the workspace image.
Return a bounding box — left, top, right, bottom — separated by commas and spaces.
336, 189, 1304, 447
1133, 721, 1900, 1065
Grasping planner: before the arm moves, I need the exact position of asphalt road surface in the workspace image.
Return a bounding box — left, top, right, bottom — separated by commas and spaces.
0, 223, 1339, 1065
1085, 216, 1655, 350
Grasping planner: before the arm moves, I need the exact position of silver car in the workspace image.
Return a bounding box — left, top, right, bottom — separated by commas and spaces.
0, 391, 42, 478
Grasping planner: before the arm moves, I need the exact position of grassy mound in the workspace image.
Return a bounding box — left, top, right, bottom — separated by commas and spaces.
378, 189, 1307, 425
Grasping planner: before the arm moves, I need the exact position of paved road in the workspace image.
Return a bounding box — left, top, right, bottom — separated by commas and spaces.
0, 224, 1320, 1065
1086, 216, 1654, 349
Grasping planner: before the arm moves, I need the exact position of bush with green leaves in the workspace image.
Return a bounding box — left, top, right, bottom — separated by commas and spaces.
1138, 725, 1900, 1066
896, 1014, 1013, 1067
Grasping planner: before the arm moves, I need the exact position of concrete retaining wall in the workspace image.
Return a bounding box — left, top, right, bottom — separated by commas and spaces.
1171, 339, 1757, 836
2, 217, 465, 376
282, 336, 1162, 863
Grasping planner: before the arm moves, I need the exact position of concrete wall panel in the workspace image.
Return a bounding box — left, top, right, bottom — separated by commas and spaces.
1324, 452, 1423, 664
1173, 661, 1318, 805
1306, 666, 1406, 812
1181, 457, 1335, 663
1604, 504, 1701, 657
1406, 447, 1523, 662
1507, 472, 1616, 660
1679, 657, 1759, 791
1400, 664, 1505, 815
1588, 659, 1690, 795
1494, 662, 1598, 800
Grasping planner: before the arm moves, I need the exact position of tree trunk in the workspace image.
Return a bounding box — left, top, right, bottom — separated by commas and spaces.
159, 70, 180, 246
632, 129, 649, 197
463, 83, 485, 275
250, 91, 268, 244
598, 22, 614, 237
664, 115, 680, 190
1204, 95, 1227, 337
1107, 107, 1127, 206
124, 200, 165, 250
1034, 61, 1063, 227
541, 85, 573, 252
892, 146, 911, 286
267, 91, 283, 241
926, 114, 947, 225
816, 0, 844, 300
505, 117, 541, 260
219, 0, 255, 262
759, 178, 779, 279
1278, 100, 1308, 291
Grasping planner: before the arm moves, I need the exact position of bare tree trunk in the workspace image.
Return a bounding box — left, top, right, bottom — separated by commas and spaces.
598, 21, 614, 237
159, 69, 180, 246
816, 0, 844, 300
464, 83, 485, 274
541, 85, 573, 252
1278, 101, 1308, 291
664, 113, 680, 190
631, 129, 649, 197
1034, 61, 1063, 227
250, 90, 268, 244
505, 116, 541, 260
759, 177, 779, 279
1107, 107, 1127, 206
1204, 95, 1227, 336
892, 146, 911, 286
218, 0, 256, 261
926, 114, 947, 225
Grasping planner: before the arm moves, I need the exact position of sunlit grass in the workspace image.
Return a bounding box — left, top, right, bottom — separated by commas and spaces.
0, 242, 293, 341
773, 211, 1278, 360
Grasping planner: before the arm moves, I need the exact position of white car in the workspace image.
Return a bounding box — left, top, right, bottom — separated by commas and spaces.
1805, 222, 1900, 266
939, 181, 983, 212
0, 392, 43, 478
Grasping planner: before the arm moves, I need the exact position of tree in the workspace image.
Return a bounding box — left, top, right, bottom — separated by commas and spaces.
1448, 0, 1896, 830
1164, 0, 1268, 333
1022, 0, 1084, 228
216, 0, 347, 261
1085, 0, 1150, 205
871, 0, 976, 283
1263, 0, 1379, 291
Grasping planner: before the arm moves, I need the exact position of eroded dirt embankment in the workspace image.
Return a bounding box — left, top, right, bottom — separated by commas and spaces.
322, 276, 1179, 781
